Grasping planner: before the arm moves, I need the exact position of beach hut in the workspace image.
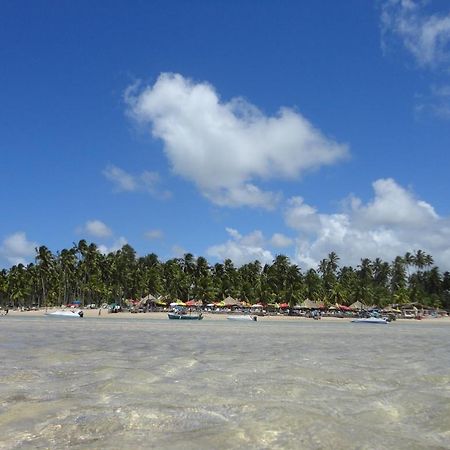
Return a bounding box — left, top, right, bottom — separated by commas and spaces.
350, 300, 367, 310
223, 296, 239, 307
300, 299, 319, 309
141, 294, 157, 302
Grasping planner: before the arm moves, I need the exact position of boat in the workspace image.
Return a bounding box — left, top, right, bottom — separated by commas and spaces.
227, 315, 257, 322
45, 310, 84, 318
351, 317, 388, 324
168, 312, 203, 320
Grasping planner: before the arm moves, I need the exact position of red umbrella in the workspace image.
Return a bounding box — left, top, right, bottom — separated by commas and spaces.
186, 300, 196, 307
339, 305, 352, 311
280, 303, 289, 308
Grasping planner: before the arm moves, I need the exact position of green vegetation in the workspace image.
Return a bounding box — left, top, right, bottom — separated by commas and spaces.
1, 242, 449, 310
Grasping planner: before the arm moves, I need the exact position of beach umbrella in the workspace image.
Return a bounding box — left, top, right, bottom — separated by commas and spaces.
279, 303, 289, 308
223, 296, 239, 306
300, 298, 319, 309
350, 300, 366, 310
339, 305, 352, 311
251, 304, 263, 308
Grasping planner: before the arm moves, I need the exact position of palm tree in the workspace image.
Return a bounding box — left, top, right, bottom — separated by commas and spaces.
35, 245, 55, 309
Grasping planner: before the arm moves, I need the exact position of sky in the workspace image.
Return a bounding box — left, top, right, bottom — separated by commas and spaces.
1, 0, 450, 270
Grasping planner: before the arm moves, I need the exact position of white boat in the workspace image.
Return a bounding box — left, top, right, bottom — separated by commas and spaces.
227, 315, 257, 322
351, 317, 388, 324
45, 310, 84, 318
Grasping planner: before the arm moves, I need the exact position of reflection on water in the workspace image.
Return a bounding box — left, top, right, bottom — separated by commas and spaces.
0, 317, 449, 449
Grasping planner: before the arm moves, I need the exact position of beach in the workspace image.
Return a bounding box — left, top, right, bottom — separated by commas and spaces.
4, 308, 450, 324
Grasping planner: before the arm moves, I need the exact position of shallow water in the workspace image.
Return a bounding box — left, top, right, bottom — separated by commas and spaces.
0, 317, 449, 449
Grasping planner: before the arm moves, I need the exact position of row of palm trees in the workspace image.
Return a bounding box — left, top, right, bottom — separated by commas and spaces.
0, 241, 449, 310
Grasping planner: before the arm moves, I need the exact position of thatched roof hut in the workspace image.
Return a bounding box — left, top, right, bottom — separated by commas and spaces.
223, 296, 240, 306
300, 298, 320, 309
350, 300, 367, 310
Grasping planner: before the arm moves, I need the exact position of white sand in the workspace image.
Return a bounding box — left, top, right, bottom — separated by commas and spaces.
4, 308, 449, 323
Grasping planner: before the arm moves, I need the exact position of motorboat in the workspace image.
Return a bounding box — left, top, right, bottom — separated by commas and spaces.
168, 312, 203, 320
351, 317, 388, 324
227, 315, 257, 322
45, 310, 84, 318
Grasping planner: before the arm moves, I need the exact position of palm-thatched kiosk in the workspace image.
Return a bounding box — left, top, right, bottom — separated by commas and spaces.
223, 296, 240, 307
350, 300, 367, 310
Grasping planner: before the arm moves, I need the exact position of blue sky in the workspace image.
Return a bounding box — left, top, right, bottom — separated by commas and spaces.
1, 0, 450, 270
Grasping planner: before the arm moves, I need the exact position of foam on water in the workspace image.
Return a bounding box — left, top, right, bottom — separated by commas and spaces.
0, 317, 449, 449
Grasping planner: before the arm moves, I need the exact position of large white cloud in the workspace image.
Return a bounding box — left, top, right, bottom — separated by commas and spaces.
126, 73, 348, 209
207, 228, 274, 266
381, 0, 450, 68
284, 178, 450, 270
0, 232, 38, 266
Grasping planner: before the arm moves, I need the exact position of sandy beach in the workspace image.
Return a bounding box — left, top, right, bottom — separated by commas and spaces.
3, 308, 449, 323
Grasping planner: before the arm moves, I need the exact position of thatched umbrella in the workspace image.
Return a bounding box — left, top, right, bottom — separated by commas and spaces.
350, 300, 366, 310
300, 298, 319, 309
224, 296, 239, 306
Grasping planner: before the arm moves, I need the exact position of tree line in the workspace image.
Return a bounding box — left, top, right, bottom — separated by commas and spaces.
1, 240, 449, 310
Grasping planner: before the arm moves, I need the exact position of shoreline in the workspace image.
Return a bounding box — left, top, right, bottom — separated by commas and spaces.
3, 308, 450, 323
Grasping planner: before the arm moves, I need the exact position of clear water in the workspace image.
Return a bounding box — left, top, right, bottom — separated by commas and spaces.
1, 317, 449, 449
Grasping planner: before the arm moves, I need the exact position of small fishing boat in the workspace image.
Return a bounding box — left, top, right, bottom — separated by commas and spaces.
168, 312, 203, 320
45, 310, 84, 318
227, 315, 257, 322
351, 317, 388, 324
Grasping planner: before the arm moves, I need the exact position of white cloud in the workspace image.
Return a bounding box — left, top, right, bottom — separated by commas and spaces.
103, 164, 171, 200
125, 73, 349, 209
284, 178, 450, 270
98, 237, 128, 255
381, 0, 450, 68
0, 232, 37, 266
103, 165, 137, 191
352, 178, 438, 226
81, 220, 113, 238
145, 229, 164, 240
415, 84, 450, 119
207, 228, 274, 266
271, 233, 293, 248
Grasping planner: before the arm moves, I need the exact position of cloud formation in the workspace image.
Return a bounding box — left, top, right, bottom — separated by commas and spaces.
206, 178, 450, 271
0, 232, 37, 266
103, 164, 171, 200
207, 228, 274, 266
381, 0, 450, 68
81, 220, 113, 238
98, 237, 128, 255
270, 233, 293, 248
285, 178, 450, 270
126, 73, 348, 209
